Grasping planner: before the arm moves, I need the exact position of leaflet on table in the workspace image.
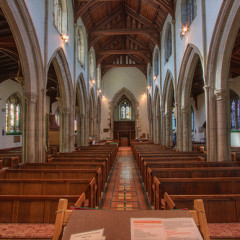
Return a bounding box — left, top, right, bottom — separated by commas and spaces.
70, 228, 105, 240
131, 218, 203, 240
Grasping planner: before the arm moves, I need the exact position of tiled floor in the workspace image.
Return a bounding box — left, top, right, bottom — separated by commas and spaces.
100, 147, 150, 210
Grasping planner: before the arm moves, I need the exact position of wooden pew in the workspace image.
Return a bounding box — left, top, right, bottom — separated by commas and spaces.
146, 167, 240, 204
0, 178, 97, 208
0, 194, 86, 223
19, 162, 107, 187
153, 177, 240, 210
0, 156, 20, 169
0, 160, 2, 169
164, 192, 240, 223
0, 168, 102, 206
142, 161, 240, 190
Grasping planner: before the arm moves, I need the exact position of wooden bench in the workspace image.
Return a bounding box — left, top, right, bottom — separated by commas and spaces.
0, 168, 102, 206
164, 192, 240, 223
146, 167, 240, 205
0, 178, 96, 208
142, 161, 240, 189
0, 156, 20, 169
153, 177, 240, 210
19, 162, 107, 187
0, 194, 86, 223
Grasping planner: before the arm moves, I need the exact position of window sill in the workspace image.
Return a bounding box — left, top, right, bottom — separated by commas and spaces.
6, 132, 22, 135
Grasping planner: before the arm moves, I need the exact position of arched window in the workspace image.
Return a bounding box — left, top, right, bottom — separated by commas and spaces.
191, 106, 194, 132
77, 27, 85, 66
230, 90, 240, 130
97, 65, 101, 89
54, 0, 68, 34
5, 93, 22, 134
120, 101, 131, 120
55, 107, 60, 127
181, 0, 196, 27
164, 23, 172, 63
154, 50, 159, 78
89, 52, 95, 80
172, 109, 176, 131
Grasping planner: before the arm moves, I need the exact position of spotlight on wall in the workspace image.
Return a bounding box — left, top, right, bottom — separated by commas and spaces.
61, 34, 69, 43
97, 89, 102, 95
154, 75, 157, 80
92, 79, 96, 85
180, 26, 188, 38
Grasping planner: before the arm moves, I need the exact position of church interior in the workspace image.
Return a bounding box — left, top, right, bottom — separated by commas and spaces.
0, 0, 240, 239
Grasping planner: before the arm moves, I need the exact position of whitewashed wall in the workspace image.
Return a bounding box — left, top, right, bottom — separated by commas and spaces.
101, 67, 148, 140
0, 80, 23, 149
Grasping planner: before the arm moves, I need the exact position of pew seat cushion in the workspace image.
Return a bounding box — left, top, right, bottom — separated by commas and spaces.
208, 223, 240, 239
0, 224, 54, 239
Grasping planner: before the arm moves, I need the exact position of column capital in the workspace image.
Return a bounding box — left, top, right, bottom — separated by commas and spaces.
214, 89, 228, 101
25, 92, 38, 103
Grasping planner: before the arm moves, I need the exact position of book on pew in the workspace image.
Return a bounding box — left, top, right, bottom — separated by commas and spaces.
70, 228, 106, 240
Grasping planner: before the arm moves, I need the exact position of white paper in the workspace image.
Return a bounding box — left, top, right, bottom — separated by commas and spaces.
70, 228, 104, 240
131, 218, 203, 240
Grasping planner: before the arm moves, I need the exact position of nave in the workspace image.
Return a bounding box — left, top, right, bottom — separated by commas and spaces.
1, 142, 240, 239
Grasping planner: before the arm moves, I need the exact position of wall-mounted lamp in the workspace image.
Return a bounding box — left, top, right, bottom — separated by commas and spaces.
154, 75, 157, 80
147, 85, 151, 92
61, 34, 69, 43
92, 79, 96, 85
180, 26, 188, 38
97, 89, 102, 95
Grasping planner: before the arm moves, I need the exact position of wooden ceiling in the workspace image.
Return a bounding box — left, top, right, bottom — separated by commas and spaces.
74, 0, 174, 76
230, 27, 240, 79
0, 8, 20, 84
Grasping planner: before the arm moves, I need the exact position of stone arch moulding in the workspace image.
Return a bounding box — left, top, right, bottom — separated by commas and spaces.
0, 0, 45, 163
47, 48, 74, 152
206, 0, 240, 162
110, 87, 140, 139
177, 44, 204, 152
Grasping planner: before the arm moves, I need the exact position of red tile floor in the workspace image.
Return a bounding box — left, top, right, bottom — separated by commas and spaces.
99, 147, 151, 210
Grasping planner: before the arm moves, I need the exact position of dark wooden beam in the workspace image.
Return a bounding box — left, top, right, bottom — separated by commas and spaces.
0, 36, 16, 48
103, 64, 145, 68
98, 49, 150, 55
91, 28, 157, 35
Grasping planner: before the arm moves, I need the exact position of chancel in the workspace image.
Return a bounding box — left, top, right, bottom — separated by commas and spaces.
0, 0, 240, 239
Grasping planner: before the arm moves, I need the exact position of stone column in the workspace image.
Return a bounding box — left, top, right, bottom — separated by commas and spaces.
93, 118, 97, 137
62, 108, 70, 152
80, 115, 85, 146
182, 107, 189, 151
214, 89, 230, 161
24, 92, 38, 163
165, 112, 170, 147
77, 114, 81, 147
177, 105, 183, 151
84, 116, 89, 146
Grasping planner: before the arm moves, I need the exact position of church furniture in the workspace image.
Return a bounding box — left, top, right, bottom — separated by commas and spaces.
153, 177, 240, 210
146, 167, 240, 204
54, 198, 209, 240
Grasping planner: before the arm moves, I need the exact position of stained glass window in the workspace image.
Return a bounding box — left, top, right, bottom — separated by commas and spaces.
181, 0, 196, 27
172, 109, 176, 131
191, 106, 194, 132
77, 27, 85, 66
165, 23, 172, 63
54, 0, 68, 34
55, 108, 60, 126
5, 93, 22, 133
120, 101, 131, 120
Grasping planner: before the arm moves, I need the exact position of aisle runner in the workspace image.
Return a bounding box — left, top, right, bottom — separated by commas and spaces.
102, 147, 148, 210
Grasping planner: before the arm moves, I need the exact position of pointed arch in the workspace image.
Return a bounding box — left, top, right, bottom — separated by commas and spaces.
153, 86, 160, 143
206, 1, 240, 162
110, 87, 139, 139
0, 0, 45, 162
177, 44, 204, 151
47, 48, 74, 152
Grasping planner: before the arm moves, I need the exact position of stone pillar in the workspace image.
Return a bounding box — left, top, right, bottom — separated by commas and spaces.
84, 116, 89, 146
156, 116, 160, 144
62, 108, 70, 152
80, 115, 85, 146
177, 105, 183, 151
214, 89, 230, 161
24, 92, 38, 163
93, 118, 97, 137
77, 114, 81, 147
165, 112, 170, 147
182, 107, 189, 151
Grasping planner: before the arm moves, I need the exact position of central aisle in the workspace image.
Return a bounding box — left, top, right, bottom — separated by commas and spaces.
100, 147, 150, 210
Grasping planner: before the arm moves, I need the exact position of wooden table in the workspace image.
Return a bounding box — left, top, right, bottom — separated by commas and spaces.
62, 210, 193, 240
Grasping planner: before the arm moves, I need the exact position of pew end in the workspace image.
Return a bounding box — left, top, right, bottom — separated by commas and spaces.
53, 193, 86, 240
